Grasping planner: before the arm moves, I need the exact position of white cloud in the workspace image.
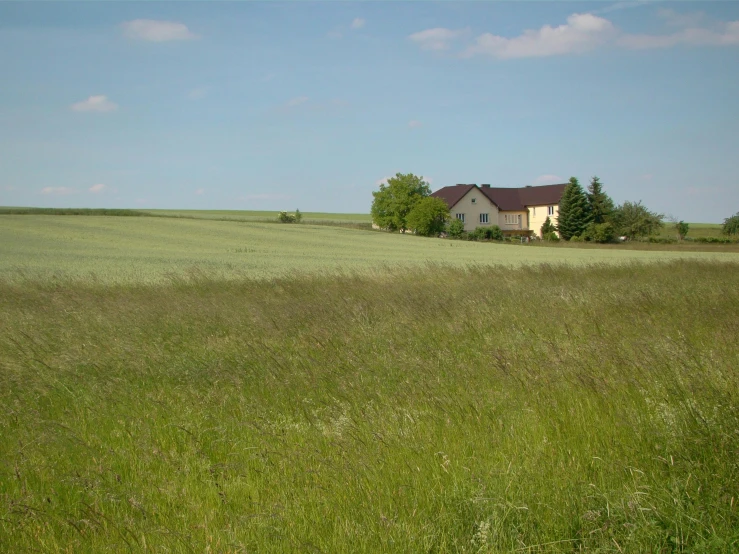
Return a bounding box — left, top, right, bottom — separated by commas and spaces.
618, 20, 739, 49
462, 13, 617, 59
122, 19, 197, 42
286, 96, 309, 107
409, 27, 469, 51
408, 120, 422, 128
195, 188, 205, 195
532, 174, 564, 185
187, 87, 209, 100
71, 95, 118, 113
88, 183, 107, 193
41, 187, 77, 195
351, 18, 365, 29
375, 176, 392, 187
413, 12, 739, 60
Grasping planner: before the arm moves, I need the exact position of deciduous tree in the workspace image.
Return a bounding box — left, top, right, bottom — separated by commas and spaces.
722, 212, 739, 236
611, 201, 664, 239
371, 173, 431, 233
406, 196, 450, 236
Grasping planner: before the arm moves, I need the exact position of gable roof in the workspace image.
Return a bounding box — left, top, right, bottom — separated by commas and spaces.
431, 183, 568, 211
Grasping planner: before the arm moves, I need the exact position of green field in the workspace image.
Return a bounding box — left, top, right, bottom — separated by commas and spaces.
2, 214, 739, 552
2, 215, 739, 284
143, 209, 372, 224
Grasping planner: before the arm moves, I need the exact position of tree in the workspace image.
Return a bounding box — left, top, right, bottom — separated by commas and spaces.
406, 196, 450, 236
611, 201, 664, 239
722, 212, 739, 236
584, 222, 616, 243
540, 216, 556, 237
675, 220, 689, 240
371, 173, 431, 233
556, 177, 591, 240
586, 176, 614, 224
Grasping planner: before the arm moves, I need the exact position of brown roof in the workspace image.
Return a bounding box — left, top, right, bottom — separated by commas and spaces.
431, 183, 567, 211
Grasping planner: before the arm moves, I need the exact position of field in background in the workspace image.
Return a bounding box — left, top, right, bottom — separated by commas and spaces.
143, 209, 372, 224
656, 222, 724, 240
1, 261, 738, 552
2, 215, 739, 284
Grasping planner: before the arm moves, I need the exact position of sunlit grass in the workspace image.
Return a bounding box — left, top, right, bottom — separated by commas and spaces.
1, 261, 737, 552
2, 215, 738, 284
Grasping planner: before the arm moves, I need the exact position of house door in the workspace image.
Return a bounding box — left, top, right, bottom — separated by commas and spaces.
517, 215, 522, 229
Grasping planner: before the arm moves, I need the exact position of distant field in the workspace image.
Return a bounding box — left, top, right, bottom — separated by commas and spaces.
656, 222, 724, 239
2, 215, 739, 284
143, 209, 372, 224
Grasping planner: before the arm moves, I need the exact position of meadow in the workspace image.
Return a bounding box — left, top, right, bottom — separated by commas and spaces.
1, 214, 738, 552
2, 215, 739, 284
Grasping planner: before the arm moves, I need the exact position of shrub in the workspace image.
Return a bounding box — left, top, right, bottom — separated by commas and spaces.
585, 222, 616, 244
542, 231, 559, 242
722, 212, 739, 236
540, 216, 556, 237
675, 220, 689, 240
569, 234, 584, 242
447, 218, 465, 238
278, 210, 302, 223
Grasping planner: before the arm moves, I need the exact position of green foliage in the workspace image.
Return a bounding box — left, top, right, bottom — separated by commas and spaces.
446, 217, 465, 238
371, 173, 432, 232
569, 234, 585, 242
584, 222, 616, 244
468, 225, 504, 241
278, 210, 302, 223
540, 216, 556, 237
611, 201, 664, 239
557, 177, 591, 240
406, 196, 450, 236
2, 261, 739, 552
675, 220, 689, 240
586, 176, 614, 224
542, 231, 559, 242
722, 212, 739, 236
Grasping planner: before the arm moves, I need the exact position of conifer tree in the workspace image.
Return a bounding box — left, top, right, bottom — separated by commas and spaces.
586, 176, 614, 224
557, 177, 590, 240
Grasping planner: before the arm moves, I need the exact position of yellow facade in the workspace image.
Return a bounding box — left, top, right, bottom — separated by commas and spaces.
528, 204, 560, 237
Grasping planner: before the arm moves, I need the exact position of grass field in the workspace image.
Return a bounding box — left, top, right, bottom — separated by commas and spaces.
2, 215, 739, 284
2, 213, 739, 552
1, 260, 738, 552
143, 209, 372, 224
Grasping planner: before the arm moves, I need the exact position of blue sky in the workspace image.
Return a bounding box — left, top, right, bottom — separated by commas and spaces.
1, 1, 737, 222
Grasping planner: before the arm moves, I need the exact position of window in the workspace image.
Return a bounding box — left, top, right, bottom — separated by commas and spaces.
548, 205, 555, 216
471, 198, 477, 204
456, 213, 465, 223
504, 214, 518, 225
479, 213, 489, 224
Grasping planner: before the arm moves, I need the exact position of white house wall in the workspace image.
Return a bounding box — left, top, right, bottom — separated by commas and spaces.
450, 189, 499, 232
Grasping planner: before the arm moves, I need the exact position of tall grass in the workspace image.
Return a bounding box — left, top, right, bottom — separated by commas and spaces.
1, 261, 738, 552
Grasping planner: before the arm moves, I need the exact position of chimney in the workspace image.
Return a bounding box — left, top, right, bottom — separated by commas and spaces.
481, 184, 491, 188
456, 183, 467, 187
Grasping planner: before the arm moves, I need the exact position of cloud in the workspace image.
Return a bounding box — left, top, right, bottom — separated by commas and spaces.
408, 120, 422, 128
88, 183, 107, 193
375, 176, 392, 187
122, 19, 197, 42
351, 18, 366, 29
195, 188, 205, 195
618, 20, 739, 49
70, 95, 118, 113
462, 13, 617, 59
413, 11, 739, 60
187, 87, 209, 100
532, 174, 564, 185
286, 96, 309, 107
409, 27, 469, 51
41, 187, 77, 195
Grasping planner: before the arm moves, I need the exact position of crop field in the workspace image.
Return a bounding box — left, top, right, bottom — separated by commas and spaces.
1, 214, 739, 552
143, 209, 372, 225
2, 215, 739, 284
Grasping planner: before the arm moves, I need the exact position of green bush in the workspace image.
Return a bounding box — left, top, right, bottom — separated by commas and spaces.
542, 231, 559, 242
278, 211, 302, 223
569, 234, 584, 242
722, 212, 739, 236
447, 218, 465, 238
584, 222, 616, 244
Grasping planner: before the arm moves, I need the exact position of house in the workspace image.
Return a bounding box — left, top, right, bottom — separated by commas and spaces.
431, 183, 567, 237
